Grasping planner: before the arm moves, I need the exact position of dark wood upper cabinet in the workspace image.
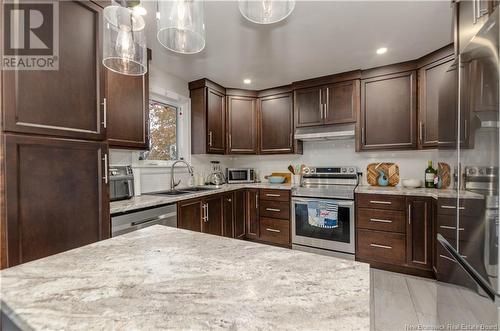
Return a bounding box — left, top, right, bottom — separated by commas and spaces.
189, 79, 226, 155
3, 1, 105, 140
177, 198, 202, 232
259, 92, 293, 154
106, 69, 149, 149
206, 89, 226, 153
227, 96, 258, 154
294, 87, 323, 127
4, 134, 109, 267
202, 195, 223, 236
418, 54, 454, 149
246, 189, 260, 240
324, 80, 359, 125
359, 69, 417, 151
406, 197, 433, 271
457, 0, 491, 54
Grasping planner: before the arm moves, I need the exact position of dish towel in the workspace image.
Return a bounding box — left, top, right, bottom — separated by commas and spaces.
307, 201, 338, 229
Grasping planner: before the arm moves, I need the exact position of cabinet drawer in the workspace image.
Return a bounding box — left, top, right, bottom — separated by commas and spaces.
260, 200, 290, 220
260, 217, 290, 245
260, 189, 290, 202
357, 208, 406, 233
357, 229, 406, 265
437, 198, 484, 217
356, 194, 405, 211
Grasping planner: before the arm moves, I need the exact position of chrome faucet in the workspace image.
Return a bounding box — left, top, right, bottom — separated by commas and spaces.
170, 160, 194, 190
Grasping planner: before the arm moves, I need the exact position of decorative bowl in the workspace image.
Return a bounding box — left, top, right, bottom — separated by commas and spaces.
401, 179, 422, 188
268, 176, 286, 184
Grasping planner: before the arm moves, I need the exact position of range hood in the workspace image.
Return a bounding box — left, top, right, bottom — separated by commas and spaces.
294, 123, 355, 141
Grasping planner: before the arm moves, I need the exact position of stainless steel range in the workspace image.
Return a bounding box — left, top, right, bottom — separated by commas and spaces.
291, 166, 359, 257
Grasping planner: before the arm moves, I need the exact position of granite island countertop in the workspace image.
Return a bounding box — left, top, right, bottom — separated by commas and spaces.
111, 183, 295, 214
0, 226, 370, 331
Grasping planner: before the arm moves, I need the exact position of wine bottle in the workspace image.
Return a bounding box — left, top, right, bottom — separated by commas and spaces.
425, 160, 435, 188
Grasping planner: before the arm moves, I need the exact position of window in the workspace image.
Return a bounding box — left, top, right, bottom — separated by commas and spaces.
141, 100, 178, 161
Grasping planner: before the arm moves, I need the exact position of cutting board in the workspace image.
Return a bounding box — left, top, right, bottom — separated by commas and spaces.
437, 162, 451, 189
367, 163, 400, 187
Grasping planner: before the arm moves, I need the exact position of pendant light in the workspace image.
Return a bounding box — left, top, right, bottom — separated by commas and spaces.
103, 0, 147, 76
156, 0, 206, 54
239, 0, 295, 24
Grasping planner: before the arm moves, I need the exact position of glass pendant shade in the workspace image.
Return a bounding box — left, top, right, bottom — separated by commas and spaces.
157, 0, 206, 54
239, 0, 295, 24
103, 1, 147, 76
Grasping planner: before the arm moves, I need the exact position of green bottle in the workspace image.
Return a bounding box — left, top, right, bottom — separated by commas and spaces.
425, 160, 435, 188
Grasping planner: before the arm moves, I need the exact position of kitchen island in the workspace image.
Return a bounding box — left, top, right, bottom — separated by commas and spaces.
1, 226, 370, 330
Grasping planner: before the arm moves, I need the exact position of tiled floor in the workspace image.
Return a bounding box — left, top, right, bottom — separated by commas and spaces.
370, 268, 498, 331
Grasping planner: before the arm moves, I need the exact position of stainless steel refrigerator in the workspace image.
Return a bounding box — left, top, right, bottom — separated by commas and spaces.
437, 6, 499, 327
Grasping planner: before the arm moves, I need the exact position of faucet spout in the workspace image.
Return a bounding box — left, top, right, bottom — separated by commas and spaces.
170, 160, 194, 191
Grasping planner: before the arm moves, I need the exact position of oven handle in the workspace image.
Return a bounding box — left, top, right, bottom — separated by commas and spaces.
291, 197, 354, 207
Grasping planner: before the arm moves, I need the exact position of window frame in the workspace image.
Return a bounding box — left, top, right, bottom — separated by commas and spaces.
135, 91, 191, 168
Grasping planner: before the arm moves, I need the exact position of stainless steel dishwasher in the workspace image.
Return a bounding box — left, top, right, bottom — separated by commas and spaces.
111, 204, 177, 237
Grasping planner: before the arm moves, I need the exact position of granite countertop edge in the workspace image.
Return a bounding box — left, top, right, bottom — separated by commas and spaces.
111, 183, 295, 215
355, 185, 484, 199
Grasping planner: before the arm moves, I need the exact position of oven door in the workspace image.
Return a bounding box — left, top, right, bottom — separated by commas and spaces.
292, 197, 355, 254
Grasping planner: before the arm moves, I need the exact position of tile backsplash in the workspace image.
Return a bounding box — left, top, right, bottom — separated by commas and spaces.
111, 138, 457, 194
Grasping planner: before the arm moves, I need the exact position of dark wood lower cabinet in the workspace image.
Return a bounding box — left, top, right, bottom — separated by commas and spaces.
356, 193, 434, 277
176, 188, 290, 246
3, 134, 110, 267
233, 190, 246, 238
406, 197, 433, 270
177, 198, 203, 232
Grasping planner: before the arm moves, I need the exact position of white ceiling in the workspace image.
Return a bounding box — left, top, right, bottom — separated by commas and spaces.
142, 1, 453, 90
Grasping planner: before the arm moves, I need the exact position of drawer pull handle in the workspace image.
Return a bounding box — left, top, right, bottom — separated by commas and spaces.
266, 228, 281, 233
266, 208, 281, 212
266, 194, 281, 197
370, 200, 392, 205
370, 243, 392, 249
439, 254, 456, 262
369, 218, 392, 223
439, 225, 465, 231
441, 205, 465, 210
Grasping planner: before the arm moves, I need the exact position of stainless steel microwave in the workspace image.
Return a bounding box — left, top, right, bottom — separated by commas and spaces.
226, 168, 255, 183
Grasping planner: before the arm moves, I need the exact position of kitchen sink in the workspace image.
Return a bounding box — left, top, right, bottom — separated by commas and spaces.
145, 187, 217, 196
146, 190, 191, 196
181, 186, 217, 192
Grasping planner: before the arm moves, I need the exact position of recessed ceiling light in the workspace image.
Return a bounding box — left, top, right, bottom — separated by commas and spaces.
243, 79, 252, 84
376, 47, 388, 55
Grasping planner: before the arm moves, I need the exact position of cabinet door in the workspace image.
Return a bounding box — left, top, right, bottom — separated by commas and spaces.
406, 197, 433, 270
3, 1, 105, 140
246, 189, 260, 239
294, 87, 323, 127
227, 96, 258, 154
223, 192, 234, 238
233, 190, 246, 239
324, 80, 359, 124
177, 198, 202, 232
360, 71, 417, 151
106, 70, 149, 149
207, 88, 226, 154
418, 57, 454, 149
4, 134, 109, 267
202, 195, 223, 236
259, 93, 293, 154
438, 62, 459, 149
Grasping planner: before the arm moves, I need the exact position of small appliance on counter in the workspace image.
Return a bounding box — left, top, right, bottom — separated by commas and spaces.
109, 165, 134, 201
206, 161, 226, 185
226, 168, 255, 183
